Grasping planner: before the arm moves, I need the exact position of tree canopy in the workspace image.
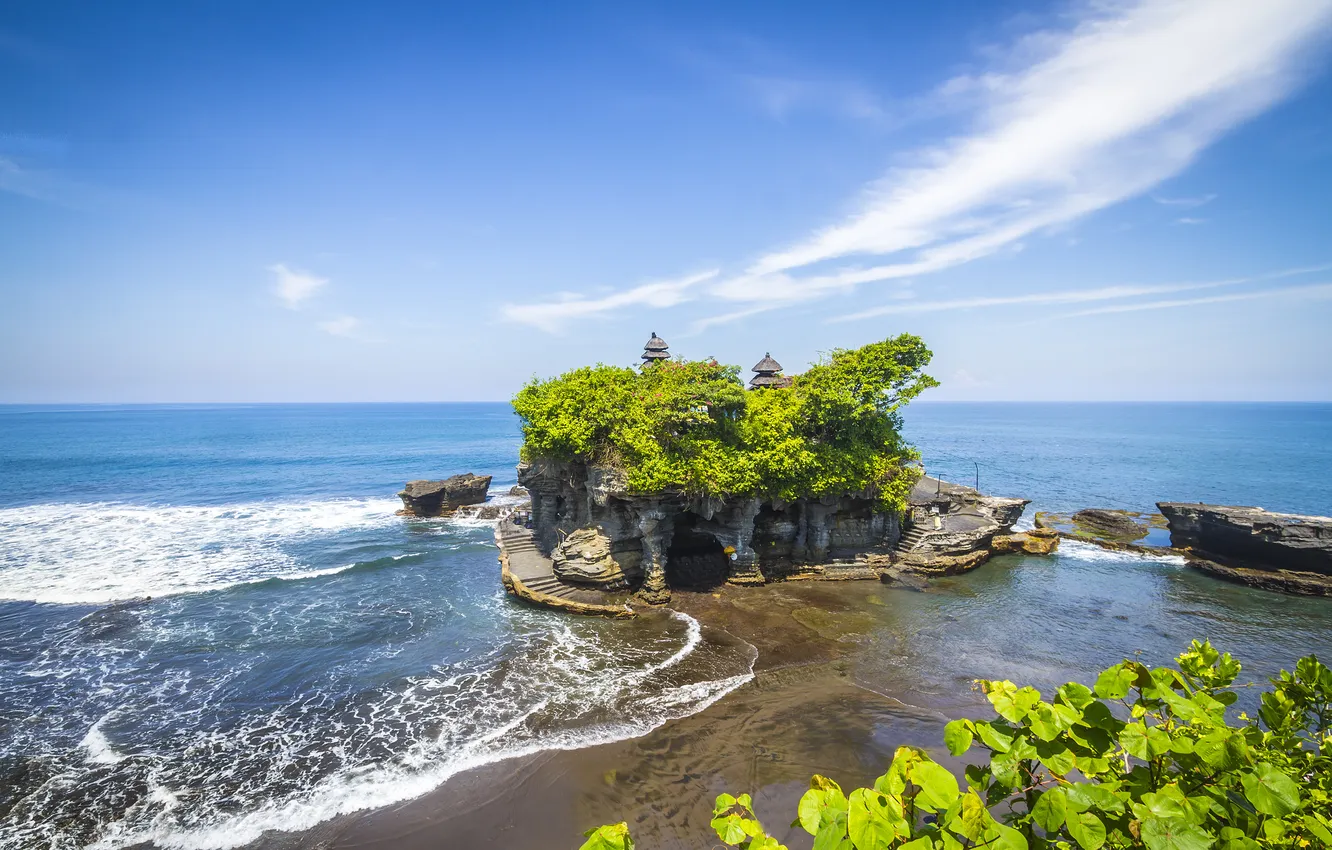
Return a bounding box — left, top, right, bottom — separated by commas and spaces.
511, 334, 939, 511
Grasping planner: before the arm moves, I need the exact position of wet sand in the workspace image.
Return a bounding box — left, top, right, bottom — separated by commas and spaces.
250, 582, 971, 850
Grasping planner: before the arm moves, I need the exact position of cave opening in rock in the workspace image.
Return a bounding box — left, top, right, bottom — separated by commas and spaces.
666, 512, 729, 589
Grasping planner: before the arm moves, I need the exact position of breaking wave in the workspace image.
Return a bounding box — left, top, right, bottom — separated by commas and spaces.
0, 498, 403, 604
0, 608, 755, 850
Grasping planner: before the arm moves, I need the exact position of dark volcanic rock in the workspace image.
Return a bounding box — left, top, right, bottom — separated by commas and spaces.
397, 474, 492, 517
1158, 502, 1332, 595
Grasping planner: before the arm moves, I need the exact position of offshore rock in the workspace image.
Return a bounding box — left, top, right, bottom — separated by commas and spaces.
552, 527, 642, 589
1072, 509, 1149, 541
991, 527, 1060, 556
1157, 502, 1332, 596
397, 473, 492, 517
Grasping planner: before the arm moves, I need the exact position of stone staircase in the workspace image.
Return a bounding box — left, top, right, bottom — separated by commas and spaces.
497, 521, 634, 615
895, 523, 930, 553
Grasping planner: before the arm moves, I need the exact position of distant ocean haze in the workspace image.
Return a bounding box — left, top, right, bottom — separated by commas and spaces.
0, 402, 1330, 849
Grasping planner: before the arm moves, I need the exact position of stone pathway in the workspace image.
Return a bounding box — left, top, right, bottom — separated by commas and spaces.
497, 519, 634, 614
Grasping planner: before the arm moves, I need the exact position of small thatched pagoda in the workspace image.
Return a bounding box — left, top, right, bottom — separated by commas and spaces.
641, 332, 670, 364
749, 353, 789, 389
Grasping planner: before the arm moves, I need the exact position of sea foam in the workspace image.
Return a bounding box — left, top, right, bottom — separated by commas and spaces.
0, 498, 402, 604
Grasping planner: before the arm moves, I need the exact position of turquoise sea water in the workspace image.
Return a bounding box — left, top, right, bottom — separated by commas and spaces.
2, 402, 1331, 849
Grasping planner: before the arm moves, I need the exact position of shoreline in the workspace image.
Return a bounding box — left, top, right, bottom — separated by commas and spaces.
240, 581, 976, 850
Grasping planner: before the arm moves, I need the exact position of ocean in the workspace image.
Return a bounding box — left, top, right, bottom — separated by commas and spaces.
2, 402, 1331, 849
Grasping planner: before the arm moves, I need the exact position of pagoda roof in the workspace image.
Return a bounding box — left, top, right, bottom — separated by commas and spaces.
751, 353, 782, 374
643, 332, 669, 351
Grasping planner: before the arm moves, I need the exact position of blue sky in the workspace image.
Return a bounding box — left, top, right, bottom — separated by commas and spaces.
3, 0, 1331, 402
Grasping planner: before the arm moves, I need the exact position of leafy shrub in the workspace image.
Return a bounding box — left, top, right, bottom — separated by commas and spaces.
580, 642, 1332, 849
511, 335, 938, 511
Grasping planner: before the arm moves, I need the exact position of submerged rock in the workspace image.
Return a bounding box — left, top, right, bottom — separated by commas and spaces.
397, 473, 492, 517
1072, 509, 1150, 541
1157, 502, 1332, 596
1033, 508, 1171, 553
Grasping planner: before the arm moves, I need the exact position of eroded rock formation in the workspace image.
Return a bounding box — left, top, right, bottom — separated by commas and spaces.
513, 461, 1033, 604
397, 473, 492, 517
1158, 502, 1332, 596
518, 459, 904, 603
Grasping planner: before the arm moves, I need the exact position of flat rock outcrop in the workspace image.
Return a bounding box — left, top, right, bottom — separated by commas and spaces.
1157, 502, 1332, 595
991, 528, 1060, 556
397, 473, 492, 517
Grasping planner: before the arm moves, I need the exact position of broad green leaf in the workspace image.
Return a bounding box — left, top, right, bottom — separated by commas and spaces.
1039, 745, 1075, 776
1031, 787, 1067, 832
1140, 820, 1214, 850
947, 791, 989, 843
1063, 783, 1125, 815
1119, 722, 1170, 760
943, 720, 973, 756
909, 760, 960, 811
1057, 681, 1096, 710
712, 815, 749, 845
813, 811, 852, 850
974, 722, 1014, 753
898, 838, 935, 850
714, 793, 738, 816
1065, 810, 1108, 850
1094, 663, 1137, 700
985, 822, 1029, 850
1240, 762, 1300, 817
580, 822, 634, 850
1066, 811, 1106, 850
847, 787, 905, 850
1304, 814, 1332, 844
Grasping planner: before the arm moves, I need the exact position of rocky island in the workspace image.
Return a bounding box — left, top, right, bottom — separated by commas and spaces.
496, 333, 1043, 615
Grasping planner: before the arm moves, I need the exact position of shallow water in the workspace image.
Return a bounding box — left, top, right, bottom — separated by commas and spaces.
2, 402, 1331, 849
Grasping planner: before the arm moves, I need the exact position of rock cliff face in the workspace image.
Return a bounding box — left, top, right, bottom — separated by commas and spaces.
895, 477, 1031, 574
397, 474, 492, 517
1157, 503, 1332, 594
518, 459, 902, 603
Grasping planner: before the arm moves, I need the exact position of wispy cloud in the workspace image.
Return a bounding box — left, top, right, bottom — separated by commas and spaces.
1175, 216, 1207, 225
738, 72, 887, 122
269, 263, 327, 309
717, 0, 1332, 307
1153, 193, 1218, 207
829, 263, 1332, 322
318, 316, 361, 337
1057, 281, 1332, 318
501, 269, 719, 333
0, 155, 105, 208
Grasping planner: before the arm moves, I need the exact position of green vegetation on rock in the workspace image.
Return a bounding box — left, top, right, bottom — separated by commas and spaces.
511, 334, 938, 511
581, 641, 1332, 849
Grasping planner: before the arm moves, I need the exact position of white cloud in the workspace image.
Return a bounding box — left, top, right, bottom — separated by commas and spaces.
719, 0, 1332, 305
829, 263, 1332, 322
501, 269, 719, 333
1175, 216, 1207, 225
1153, 193, 1218, 207
318, 316, 360, 337
1057, 281, 1332, 318
269, 263, 327, 309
